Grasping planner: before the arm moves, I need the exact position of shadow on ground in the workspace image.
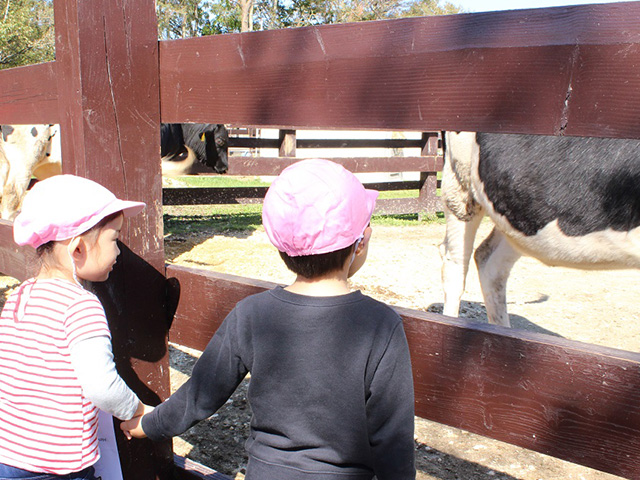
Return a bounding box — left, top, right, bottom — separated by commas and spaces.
427, 300, 563, 337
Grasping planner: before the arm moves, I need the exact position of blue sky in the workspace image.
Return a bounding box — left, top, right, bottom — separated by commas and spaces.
453, 0, 635, 13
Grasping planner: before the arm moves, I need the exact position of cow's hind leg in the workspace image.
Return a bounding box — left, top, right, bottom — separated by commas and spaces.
474, 228, 521, 327
440, 206, 484, 318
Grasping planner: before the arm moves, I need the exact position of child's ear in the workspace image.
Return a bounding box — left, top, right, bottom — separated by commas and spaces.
358, 226, 373, 251
69, 236, 85, 259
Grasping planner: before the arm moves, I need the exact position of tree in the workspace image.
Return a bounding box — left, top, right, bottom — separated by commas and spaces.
254, 0, 462, 31
157, 0, 215, 39
0, 0, 54, 69
398, 0, 462, 17
0, 0, 462, 66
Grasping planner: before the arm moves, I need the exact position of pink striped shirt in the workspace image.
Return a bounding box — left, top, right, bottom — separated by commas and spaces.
0, 278, 111, 474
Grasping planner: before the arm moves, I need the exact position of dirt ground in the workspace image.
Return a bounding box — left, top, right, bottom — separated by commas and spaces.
164, 218, 639, 480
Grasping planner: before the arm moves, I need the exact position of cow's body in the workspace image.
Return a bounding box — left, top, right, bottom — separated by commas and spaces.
0, 124, 61, 220
440, 131, 640, 327
161, 123, 229, 176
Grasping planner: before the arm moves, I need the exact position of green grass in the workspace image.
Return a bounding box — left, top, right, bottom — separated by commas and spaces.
372, 211, 444, 226
167, 176, 270, 188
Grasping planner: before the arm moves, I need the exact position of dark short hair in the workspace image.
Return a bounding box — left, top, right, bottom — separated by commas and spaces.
279, 242, 355, 279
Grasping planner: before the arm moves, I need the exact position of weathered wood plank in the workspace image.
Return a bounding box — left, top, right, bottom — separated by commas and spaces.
228, 137, 427, 149
163, 186, 269, 205
159, 2, 640, 139
0, 62, 59, 124
173, 455, 233, 480
53, 0, 171, 478
226, 156, 442, 176
400, 308, 640, 479
165, 264, 640, 479
165, 266, 273, 348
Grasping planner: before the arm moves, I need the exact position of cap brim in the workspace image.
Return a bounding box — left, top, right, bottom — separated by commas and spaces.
119, 200, 146, 217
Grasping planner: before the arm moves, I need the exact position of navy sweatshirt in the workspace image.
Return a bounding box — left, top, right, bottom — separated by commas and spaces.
143, 287, 415, 480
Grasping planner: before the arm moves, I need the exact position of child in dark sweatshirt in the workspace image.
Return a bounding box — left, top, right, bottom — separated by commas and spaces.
122, 159, 416, 480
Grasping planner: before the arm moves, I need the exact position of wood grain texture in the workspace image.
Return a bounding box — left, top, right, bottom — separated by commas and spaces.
53, 0, 171, 478
159, 2, 640, 138
0, 62, 59, 124
226, 156, 442, 175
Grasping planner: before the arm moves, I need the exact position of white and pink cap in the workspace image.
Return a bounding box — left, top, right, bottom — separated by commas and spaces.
262, 159, 378, 257
14, 174, 145, 249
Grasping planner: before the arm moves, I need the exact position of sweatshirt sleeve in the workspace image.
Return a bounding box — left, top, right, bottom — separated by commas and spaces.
367, 321, 416, 480
142, 309, 248, 441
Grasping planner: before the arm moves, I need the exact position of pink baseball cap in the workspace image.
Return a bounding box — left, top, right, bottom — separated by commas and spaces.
262, 159, 378, 256
14, 174, 146, 248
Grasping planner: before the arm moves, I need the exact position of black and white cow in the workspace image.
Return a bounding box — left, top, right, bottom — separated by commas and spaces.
440, 131, 640, 327
161, 123, 229, 176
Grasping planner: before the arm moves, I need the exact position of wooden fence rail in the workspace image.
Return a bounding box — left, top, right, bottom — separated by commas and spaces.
164, 130, 444, 215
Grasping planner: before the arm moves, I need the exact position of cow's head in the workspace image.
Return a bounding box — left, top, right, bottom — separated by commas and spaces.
199, 124, 229, 174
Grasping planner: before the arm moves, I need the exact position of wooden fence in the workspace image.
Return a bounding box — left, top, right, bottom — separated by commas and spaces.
0, 1, 639, 479
163, 129, 444, 216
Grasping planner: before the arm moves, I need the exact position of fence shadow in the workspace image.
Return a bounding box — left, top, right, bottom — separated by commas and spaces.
415, 441, 521, 480
427, 301, 563, 338
164, 213, 263, 261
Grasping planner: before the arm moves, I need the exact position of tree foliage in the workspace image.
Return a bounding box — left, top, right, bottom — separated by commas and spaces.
0, 0, 54, 69
0, 0, 462, 65
159, 0, 463, 37
258, 0, 461, 28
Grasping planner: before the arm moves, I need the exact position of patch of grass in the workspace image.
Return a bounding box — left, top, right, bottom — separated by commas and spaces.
170, 176, 269, 188
372, 211, 444, 226
378, 189, 418, 199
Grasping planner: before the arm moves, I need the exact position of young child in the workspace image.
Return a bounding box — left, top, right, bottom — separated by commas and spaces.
122, 159, 416, 480
0, 174, 149, 480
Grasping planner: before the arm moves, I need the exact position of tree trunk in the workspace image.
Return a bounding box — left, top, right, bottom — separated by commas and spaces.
240, 0, 253, 32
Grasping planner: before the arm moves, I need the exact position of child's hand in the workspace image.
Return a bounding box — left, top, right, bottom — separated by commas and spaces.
121, 403, 154, 440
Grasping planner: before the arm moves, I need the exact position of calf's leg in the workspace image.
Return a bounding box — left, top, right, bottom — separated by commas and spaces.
440, 205, 484, 317
474, 227, 521, 327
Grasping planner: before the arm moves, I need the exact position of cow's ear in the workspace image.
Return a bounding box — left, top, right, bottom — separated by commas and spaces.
2, 125, 13, 141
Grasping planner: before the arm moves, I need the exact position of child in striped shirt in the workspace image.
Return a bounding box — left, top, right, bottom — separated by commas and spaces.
0, 175, 151, 480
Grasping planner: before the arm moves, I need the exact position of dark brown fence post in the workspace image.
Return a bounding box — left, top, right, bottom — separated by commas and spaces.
418, 132, 441, 218
53, 0, 171, 478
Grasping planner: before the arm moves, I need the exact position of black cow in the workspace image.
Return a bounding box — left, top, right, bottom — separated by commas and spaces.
440, 132, 640, 327
161, 123, 229, 175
